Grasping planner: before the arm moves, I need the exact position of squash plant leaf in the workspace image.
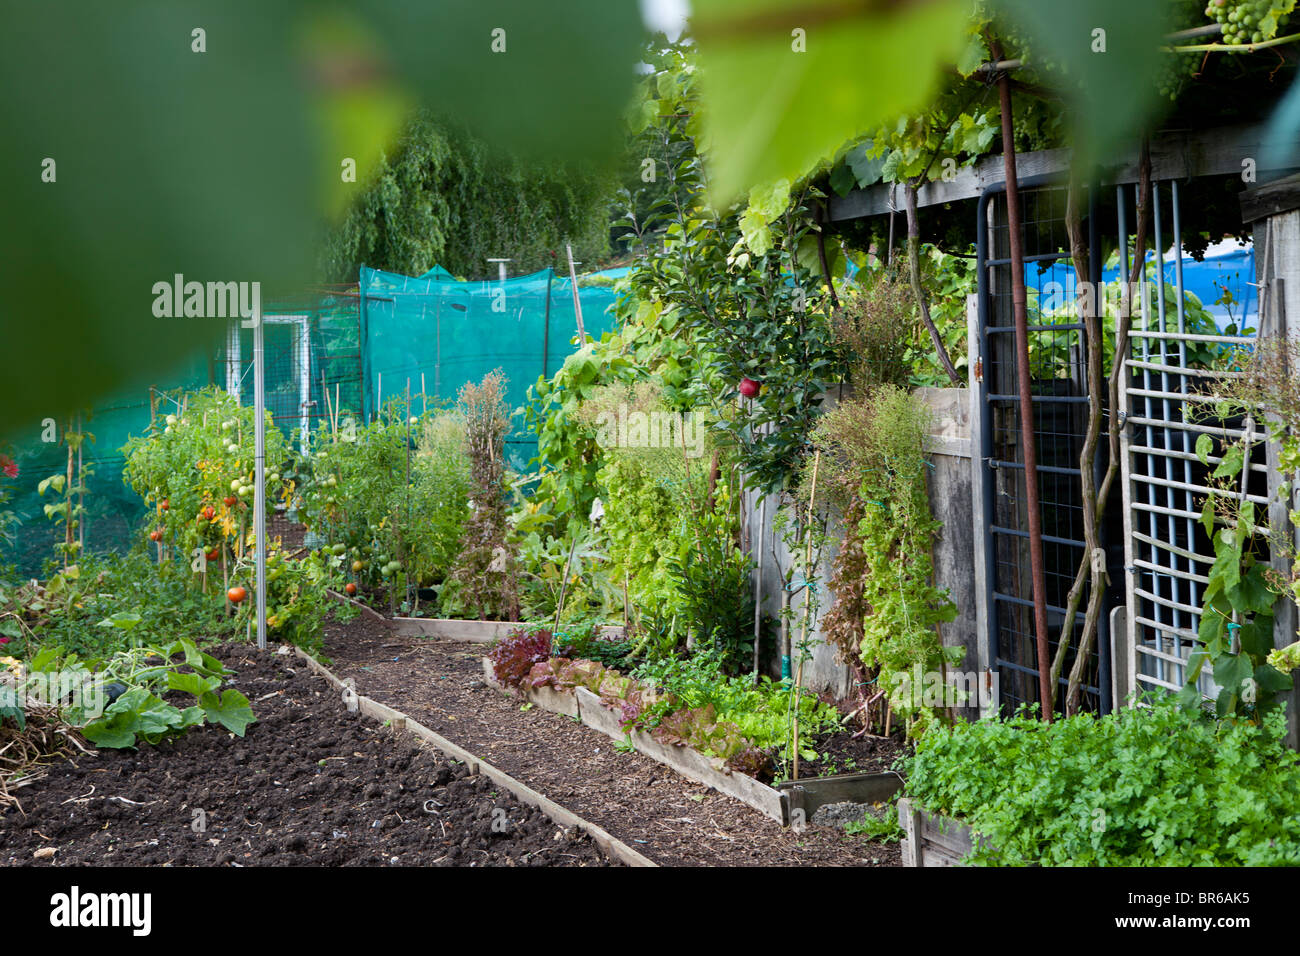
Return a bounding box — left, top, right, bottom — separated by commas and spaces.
199, 689, 257, 737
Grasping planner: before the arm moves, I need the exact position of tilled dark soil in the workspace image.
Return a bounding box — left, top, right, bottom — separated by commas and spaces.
325, 618, 901, 867
0, 645, 612, 867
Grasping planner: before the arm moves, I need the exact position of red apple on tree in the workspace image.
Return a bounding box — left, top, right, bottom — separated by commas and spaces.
739, 377, 760, 399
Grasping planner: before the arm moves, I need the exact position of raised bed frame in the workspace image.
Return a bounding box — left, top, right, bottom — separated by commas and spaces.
291, 647, 656, 867
484, 658, 905, 828
897, 797, 981, 866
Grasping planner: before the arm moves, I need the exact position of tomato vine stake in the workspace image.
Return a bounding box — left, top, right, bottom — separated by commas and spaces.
566, 243, 586, 344
993, 43, 1053, 721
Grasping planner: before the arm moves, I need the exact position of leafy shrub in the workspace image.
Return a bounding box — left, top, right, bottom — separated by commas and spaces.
487, 626, 552, 688
905, 699, 1300, 866
297, 402, 471, 601
831, 271, 914, 391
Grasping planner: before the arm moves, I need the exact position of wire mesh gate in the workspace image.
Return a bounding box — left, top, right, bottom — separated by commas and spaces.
1117, 180, 1262, 699
975, 180, 1111, 716
220, 293, 363, 453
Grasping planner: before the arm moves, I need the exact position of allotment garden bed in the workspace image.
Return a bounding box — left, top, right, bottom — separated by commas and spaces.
0, 644, 612, 867
324, 618, 903, 867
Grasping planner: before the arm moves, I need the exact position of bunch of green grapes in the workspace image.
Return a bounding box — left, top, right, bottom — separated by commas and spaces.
1155, 54, 1199, 100
1157, 0, 1212, 101
1205, 0, 1295, 46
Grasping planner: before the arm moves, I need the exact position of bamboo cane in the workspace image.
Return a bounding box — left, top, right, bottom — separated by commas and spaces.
791, 450, 820, 781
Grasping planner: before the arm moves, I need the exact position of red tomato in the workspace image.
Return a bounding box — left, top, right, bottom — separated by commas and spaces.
223, 496, 238, 507
149, 529, 163, 542
200, 506, 215, 521
227, 586, 247, 604
206, 547, 220, 561
344, 582, 358, 596
160, 498, 170, 511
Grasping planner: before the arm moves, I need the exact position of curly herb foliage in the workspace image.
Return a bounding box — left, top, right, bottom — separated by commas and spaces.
818, 386, 957, 738
905, 698, 1300, 866
442, 371, 519, 621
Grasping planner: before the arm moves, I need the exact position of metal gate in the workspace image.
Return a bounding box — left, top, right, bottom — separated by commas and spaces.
975, 179, 1111, 716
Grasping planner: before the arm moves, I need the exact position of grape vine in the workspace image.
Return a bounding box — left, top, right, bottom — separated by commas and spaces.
1205, 0, 1295, 46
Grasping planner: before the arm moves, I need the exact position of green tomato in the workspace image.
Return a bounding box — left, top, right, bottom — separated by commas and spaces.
238, 485, 253, 498
230, 478, 242, 492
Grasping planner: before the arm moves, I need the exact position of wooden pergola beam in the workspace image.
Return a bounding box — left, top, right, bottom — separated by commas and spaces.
828, 122, 1299, 222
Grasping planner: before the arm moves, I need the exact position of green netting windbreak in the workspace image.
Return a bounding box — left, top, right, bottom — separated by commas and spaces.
1, 295, 362, 578
2, 352, 213, 579
359, 265, 619, 472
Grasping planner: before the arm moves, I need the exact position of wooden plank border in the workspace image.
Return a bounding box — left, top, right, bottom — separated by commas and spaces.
291, 648, 656, 867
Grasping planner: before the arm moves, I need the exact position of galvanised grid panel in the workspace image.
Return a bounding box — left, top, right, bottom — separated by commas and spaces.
1120, 180, 1264, 699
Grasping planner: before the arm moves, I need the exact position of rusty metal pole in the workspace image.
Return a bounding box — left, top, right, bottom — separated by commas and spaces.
995, 62, 1053, 720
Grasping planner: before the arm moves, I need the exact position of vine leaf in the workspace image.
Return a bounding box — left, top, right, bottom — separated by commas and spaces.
1195, 433, 1213, 466
692, 0, 969, 203
1212, 444, 1245, 480
990, 0, 1171, 171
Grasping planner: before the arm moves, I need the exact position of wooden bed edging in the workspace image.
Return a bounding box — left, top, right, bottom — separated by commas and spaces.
392, 618, 626, 642
482, 659, 790, 825
777, 770, 904, 821
897, 797, 982, 867
290, 647, 657, 868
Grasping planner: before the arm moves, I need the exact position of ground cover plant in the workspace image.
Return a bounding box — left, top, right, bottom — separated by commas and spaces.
905, 698, 1300, 866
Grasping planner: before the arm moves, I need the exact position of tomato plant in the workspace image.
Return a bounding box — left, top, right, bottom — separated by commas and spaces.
122, 388, 291, 589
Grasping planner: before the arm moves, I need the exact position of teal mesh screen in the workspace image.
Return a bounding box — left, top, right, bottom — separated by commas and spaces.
3, 353, 213, 578
359, 265, 619, 471
1, 270, 613, 574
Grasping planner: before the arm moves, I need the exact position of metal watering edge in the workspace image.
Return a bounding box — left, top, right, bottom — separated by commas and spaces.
481, 658, 791, 826
289, 646, 657, 868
